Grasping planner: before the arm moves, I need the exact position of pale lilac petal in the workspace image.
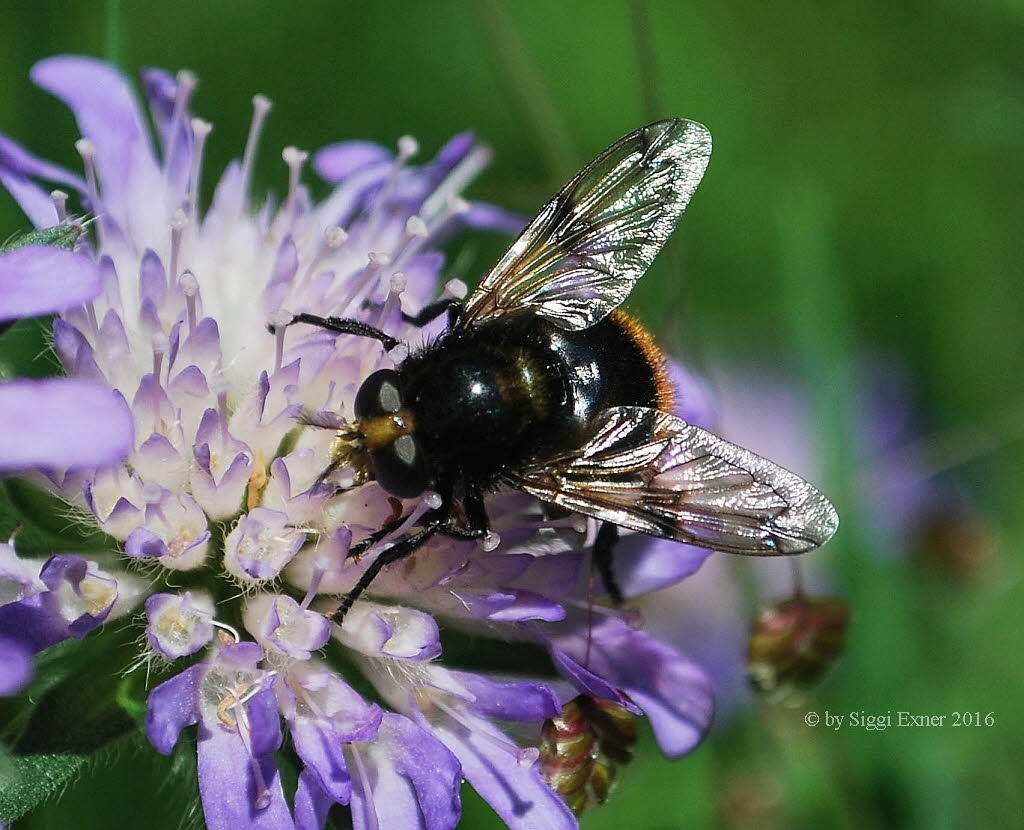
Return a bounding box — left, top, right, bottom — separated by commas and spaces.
32, 56, 161, 224
547, 644, 639, 713
334, 602, 441, 660
0, 379, 133, 471
0, 246, 100, 321
313, 141, 392, 183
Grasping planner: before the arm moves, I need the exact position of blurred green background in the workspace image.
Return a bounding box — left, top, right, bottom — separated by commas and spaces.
1, 1, 1021, 827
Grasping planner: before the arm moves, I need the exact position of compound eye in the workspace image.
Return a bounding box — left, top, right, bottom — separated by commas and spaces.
355, 369, 402, 418
373, 434, 429, 498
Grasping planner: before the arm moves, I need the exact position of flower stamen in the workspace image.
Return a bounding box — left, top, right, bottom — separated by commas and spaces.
240, 94, 273, 212
50, 189, 68, 223
163, 70, 198, 179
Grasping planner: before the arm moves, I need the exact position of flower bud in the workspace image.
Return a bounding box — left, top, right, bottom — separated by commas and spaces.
747, 595, 851, 695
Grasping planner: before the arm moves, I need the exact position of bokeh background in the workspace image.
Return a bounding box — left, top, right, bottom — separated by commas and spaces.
1, 1, 1021, 827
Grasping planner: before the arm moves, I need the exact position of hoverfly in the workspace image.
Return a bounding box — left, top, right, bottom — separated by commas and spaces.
282, 119, 839, 621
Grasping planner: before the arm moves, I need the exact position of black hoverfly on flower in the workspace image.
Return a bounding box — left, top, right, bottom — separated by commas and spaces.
282, 119, 840, 621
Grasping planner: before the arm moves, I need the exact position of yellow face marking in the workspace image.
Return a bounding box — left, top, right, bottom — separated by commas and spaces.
361, 409, 416, 451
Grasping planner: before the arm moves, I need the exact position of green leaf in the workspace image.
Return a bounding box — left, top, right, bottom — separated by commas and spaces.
0, 749, 91, 823
0, 316, 62, 380
0, 223, 84, 254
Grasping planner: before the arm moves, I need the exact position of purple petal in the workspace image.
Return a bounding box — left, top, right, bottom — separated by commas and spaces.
145, 592, 214, 659
553, 617, 714, 758
281, 664, 382, 803
613, 533, 714, 598
418, 707, 576, 830
0, 132, 86, 227
668, 360, 718, 429
446, 670, 561, 722
0, 246, 101, 322
459, 203, 527, 235
32, 56, 160, 223
484, 591, 566, 623
145, 663, 204, 754
349, 713, 461, 830
547, 644, 639, 713
294, 769, 333, 830
0, 634, 32, 695
125, 526, 169, 559
0, 379, 133, 471
197, 698, 295, 830
313, 141, 392, 183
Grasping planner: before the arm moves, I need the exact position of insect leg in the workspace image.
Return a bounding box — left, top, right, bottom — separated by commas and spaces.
329, 523, 440, 624
275, 313, 400, 351
593, 522, 624, 605
401, 298, 463, 329
347, 511, 410, 559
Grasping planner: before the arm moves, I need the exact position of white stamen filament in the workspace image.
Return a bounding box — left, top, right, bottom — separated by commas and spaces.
364, 135, 418, 234
299, 225, 348, 284
232, 703, 272, 810
268, 309, 292, 373
188, 118, 212, 220
279, 146, 308, 227
169, 209, 188, 283
152, 331, 169, 380
334, 252, 390, 317
433, 698, 522, 759
74, 138, 104, 241
179, 270, 199, 335
163, 69, 198, 178
50, 190, 68, 223
347, 746, 381, 830
240, 94, 272, 211
209, 618, 240, 644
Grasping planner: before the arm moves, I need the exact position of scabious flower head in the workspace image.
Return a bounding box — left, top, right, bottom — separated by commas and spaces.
0, 57, 720, 828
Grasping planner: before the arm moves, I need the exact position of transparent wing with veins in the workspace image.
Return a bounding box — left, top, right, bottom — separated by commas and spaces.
458, 119, 712, 331
510, 407, 839, 556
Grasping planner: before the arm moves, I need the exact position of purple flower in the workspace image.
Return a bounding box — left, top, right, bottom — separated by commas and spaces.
0, 543, 144, 661
0, 55, 734, 827
0, 221, 133, 474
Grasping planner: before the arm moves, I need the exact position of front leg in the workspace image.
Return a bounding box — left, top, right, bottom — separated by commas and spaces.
276, 312, 400, 351
328, 522, 441, 624
401, 298, 463, 330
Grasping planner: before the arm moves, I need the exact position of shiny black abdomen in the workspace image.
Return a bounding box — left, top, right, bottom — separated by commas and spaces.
399, 313, 660, 487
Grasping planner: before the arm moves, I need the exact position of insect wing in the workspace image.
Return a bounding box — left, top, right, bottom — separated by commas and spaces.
458, 119, 712, 331
511, 407, 839, 555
